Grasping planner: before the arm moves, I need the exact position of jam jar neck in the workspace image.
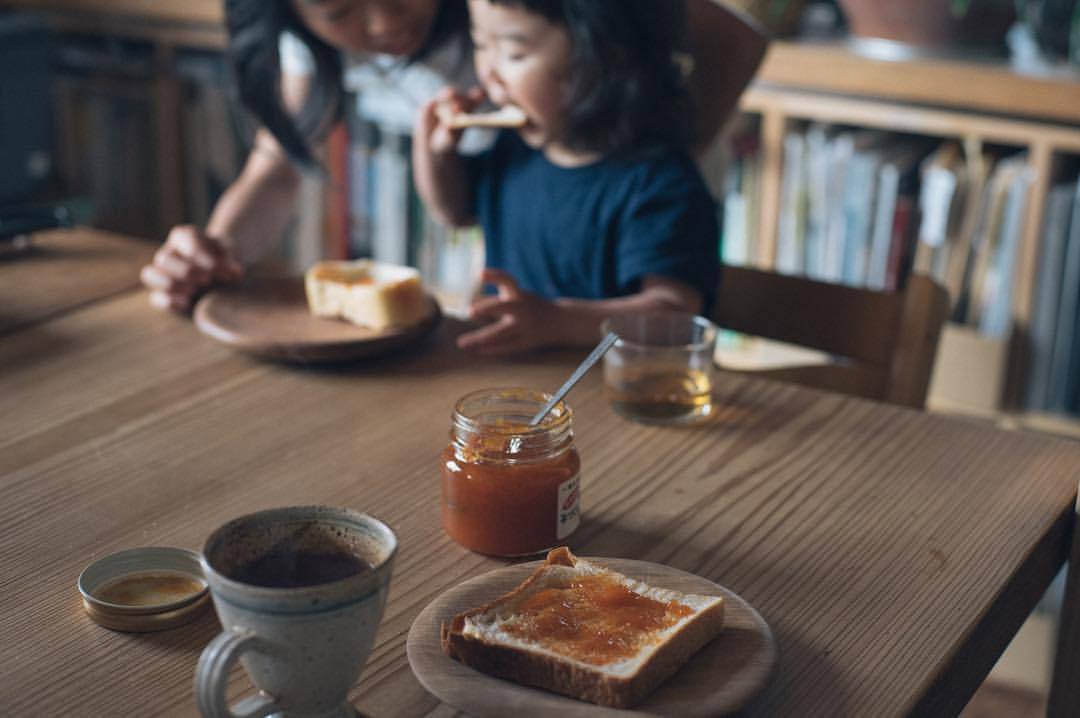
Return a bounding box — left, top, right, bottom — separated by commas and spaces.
451, 388, 574, 464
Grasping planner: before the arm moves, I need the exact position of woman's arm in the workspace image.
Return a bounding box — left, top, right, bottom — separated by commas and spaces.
141, 72, 312, 311
204, 127, 303, 264
684, 0, 769, 153
205, 70, 311, 261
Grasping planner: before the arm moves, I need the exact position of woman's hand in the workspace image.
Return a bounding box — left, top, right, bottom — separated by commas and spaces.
140, 225, 244, 313
457, 269, 562, 356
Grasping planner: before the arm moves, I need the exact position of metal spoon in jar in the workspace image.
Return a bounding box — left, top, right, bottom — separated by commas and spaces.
529, 331, 619, 426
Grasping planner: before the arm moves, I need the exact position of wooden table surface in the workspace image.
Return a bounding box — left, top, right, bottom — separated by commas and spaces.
0, 227, 154, 337
2, 236, 1079, 717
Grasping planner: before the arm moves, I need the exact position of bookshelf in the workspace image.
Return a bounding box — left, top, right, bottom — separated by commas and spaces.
733, 40, 1080, 429
0, 0, 234, 240
0, 0, 225, 47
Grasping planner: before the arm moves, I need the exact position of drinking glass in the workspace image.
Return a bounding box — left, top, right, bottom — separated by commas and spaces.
601, 313, 718, 425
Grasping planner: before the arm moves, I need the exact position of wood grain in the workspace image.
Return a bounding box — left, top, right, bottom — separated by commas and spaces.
0, 228, 154, 337
193, 276, 441, 363
1, 289, 1078, 717
407, 559, 776, 717
0, 0, 224, 24
755, 41, 1080, 127
714, 267, 948, 407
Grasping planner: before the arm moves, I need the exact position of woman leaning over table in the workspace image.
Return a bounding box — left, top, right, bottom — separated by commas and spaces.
139, 0, 767, 313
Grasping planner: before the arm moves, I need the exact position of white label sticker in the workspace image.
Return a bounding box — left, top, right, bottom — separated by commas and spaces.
557, 474, 581, 540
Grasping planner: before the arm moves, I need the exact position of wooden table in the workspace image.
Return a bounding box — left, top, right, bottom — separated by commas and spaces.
2, 236, 1079, 717
0, 227, 154, 336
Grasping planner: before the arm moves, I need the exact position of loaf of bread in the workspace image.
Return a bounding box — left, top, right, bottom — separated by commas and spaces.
442, 104, 528, 130
441, 547, 725, 708
304, 260, 429, 331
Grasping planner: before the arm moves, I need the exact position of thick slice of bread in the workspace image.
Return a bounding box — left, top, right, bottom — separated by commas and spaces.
441, 548, 724, 708
442, 104, 528, 130
304, 260, 429, 331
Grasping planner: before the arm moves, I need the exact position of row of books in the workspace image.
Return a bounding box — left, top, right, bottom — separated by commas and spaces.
314, 112, 484, 316
1026, 176, 1080, 415
52, 37, 158, 237
174, 51, 249, 231
719, 124, 1080, 416
717, 129, 762, 268
333, 119, 430, 266
51, 37, 247, 241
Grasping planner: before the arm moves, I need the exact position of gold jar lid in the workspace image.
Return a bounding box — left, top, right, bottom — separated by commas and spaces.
78, 547, 209, 632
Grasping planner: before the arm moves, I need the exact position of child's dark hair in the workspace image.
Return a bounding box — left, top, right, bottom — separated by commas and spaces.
482, 0, 692, 155
224, 0, 469, 170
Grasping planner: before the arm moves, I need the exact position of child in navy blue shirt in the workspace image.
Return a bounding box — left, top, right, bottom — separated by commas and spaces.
413, 0, 718, 355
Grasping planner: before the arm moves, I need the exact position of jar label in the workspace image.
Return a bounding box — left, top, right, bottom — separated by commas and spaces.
557, 474, 581, 540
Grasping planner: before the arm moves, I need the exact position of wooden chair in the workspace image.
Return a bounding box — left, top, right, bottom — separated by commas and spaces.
712, 265, 950, 408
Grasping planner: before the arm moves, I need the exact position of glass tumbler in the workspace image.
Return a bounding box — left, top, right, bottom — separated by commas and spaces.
601, 313, 718, 425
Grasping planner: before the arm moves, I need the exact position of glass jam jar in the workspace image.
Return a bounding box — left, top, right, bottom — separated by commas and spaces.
441, 388, 581, 556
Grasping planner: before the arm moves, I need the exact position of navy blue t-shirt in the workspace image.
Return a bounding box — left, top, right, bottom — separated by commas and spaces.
467, 131, 719, 307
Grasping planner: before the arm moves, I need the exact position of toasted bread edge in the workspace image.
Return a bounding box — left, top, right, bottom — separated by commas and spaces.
440, 548, 726, 708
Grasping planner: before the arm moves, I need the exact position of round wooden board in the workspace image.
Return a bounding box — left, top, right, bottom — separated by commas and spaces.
193, 276, 440, 363
407, 558, 776, 717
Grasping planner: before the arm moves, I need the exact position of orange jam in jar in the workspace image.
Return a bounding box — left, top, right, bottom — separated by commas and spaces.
441, 388, 581, 556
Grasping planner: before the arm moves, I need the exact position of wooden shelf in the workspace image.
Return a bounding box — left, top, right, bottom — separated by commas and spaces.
735, 40, 1080, 422
756, 40, 1080, 127
0, 0, 223, 25
741, 86, 1080, 151
739, 43, 1080, 328
1, 0, 230, 238
0, 0, 225, 48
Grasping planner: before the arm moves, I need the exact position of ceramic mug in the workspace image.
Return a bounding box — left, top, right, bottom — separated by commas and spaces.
195, 506, 397, 718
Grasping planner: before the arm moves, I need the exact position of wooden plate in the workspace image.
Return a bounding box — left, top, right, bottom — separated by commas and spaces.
193, 276, 441, 362
407, 558, 776, 717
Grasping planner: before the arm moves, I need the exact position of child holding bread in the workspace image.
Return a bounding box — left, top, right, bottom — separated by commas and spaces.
413, 0, 720, 355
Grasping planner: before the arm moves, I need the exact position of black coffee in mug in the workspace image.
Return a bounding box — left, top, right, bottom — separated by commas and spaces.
225, 522, 374, 589
231, 545, 372, 588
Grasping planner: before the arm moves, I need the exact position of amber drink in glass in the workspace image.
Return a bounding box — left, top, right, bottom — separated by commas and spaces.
602, 313, 718, 425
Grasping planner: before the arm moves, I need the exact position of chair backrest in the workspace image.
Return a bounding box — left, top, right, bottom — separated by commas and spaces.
712, 266, 950, 408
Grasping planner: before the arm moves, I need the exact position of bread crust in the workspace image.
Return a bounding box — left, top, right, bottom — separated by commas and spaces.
441, 105, 528, 130
441, 548, 724, 708
304, 260, 428, 331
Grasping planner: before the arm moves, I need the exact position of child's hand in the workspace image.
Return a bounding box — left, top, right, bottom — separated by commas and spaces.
417, 86, 485, 156
457, 269, 561, 356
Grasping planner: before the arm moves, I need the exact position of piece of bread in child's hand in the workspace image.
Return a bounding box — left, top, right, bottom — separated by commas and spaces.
441, 103, 528, 129
305, 259, 429, 331
440, 547, 725, 708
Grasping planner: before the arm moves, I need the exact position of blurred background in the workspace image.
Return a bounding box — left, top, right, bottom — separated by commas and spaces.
4, 0, 1079, 259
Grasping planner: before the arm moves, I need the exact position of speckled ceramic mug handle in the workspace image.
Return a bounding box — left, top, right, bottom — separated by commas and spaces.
195, 629, 276, 718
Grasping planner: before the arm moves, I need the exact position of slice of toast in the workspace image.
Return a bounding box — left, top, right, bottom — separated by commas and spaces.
442, 104, 528, 130
304, 259, 429, 332
441, 547, 724, 708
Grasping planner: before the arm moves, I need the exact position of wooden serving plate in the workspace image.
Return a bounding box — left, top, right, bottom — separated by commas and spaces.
193, 276, 440, 363
407, 558, 776, 717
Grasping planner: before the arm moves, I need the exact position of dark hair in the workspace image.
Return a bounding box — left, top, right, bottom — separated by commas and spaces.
225, 0, 469, 170
481, 0, 692, 155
